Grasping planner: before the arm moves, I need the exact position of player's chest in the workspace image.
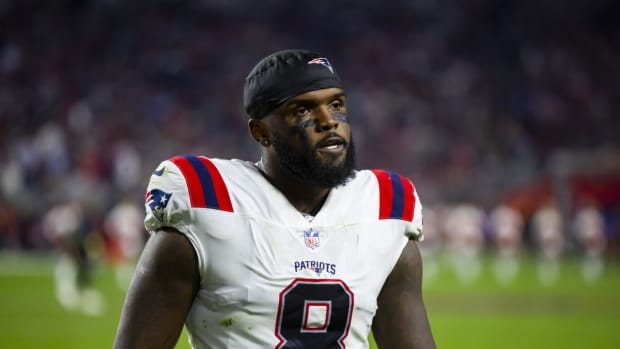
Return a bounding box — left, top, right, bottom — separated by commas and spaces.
199, 215, 400, 287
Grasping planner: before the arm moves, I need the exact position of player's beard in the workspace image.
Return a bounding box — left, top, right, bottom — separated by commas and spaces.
271, 130, 356, 188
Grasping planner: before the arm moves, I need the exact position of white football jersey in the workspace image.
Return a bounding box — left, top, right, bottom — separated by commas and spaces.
144, 155, 423, 349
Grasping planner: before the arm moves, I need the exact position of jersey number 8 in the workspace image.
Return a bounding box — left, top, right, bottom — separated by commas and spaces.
275, 278, 354, 349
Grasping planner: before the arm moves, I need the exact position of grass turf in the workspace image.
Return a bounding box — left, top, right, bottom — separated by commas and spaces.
0, 251, 618, 348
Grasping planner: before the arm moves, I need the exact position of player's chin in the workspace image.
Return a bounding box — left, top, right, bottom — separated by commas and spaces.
315, 150, 347, 167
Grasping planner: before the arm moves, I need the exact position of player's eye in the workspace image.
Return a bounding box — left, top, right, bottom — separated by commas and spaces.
294, 106, 311, 118
329, 99, 344, 111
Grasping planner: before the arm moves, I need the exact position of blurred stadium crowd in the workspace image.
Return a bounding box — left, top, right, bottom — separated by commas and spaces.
1, 0, 619, 270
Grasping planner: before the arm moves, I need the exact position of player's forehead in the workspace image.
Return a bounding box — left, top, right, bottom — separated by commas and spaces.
283, 87, 346, 106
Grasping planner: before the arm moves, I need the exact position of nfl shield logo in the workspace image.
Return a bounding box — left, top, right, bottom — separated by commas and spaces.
303, 228, 321, 249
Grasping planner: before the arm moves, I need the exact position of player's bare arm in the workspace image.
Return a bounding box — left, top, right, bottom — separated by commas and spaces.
372, 240, 436, 349
113, 227, 200, 349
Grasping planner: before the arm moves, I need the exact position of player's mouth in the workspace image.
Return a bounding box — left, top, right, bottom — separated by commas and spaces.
316, 135, 346, 155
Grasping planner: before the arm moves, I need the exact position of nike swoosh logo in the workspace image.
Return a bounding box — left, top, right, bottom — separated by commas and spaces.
153, 167, 166, 176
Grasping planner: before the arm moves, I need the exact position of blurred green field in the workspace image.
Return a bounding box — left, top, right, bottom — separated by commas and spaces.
0, 251, 619, 349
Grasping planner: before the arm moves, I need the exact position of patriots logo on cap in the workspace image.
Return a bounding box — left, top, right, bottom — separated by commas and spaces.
145, 189, 172, 222
303, 228, 321, 249
308, 57, 334, 74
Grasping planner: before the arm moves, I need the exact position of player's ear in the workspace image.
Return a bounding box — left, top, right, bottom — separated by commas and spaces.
248, 118, 271, 147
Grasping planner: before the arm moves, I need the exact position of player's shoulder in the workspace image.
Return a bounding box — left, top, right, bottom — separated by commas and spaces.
351, 168, 418, 193
146, 155, 247, 212
153, 154, 241, 173
144, 155, 262, 237
150, 154, 250, 180
349, 168, 420, 222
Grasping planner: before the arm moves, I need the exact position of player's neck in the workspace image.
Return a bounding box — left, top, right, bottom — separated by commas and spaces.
255, 159, 330, 215
284, 186, 329, 216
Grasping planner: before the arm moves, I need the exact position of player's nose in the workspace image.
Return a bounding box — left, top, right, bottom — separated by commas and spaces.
315, 106, 338, 131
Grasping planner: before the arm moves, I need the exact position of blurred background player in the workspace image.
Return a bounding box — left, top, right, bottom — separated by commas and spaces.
488, 204, 525, 286
531, 198, 565, 286
43, 200, 104, 316
103, 197, 145, 290
443, 203, 485, 285
573, 200, 607, 283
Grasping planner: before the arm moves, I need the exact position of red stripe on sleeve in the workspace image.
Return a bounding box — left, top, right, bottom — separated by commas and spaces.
400, 175, 415, 221
371, 169, 394, 220
170, 156, 207, 208
198, 157, 233, 212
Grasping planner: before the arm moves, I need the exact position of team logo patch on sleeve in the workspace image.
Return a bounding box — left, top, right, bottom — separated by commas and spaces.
170, 155, 233, 212
145, 189, 172, 222
371, 169, 416, 221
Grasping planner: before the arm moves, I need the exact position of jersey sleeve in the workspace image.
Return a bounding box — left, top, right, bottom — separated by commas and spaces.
143, 155, 236, 283
371, 169, 424, 241
144, 159, 193, 234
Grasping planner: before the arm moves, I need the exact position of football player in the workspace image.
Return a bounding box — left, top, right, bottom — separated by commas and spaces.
113, 49, 436, 349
